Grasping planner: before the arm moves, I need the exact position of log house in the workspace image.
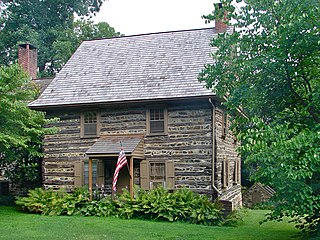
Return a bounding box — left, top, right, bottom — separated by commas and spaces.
29, 27, 242, 210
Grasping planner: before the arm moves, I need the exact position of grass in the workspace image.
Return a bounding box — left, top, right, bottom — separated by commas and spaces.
0, 206, 301, 240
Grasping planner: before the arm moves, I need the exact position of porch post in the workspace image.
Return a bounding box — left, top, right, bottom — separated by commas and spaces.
89, 158, 93, 201
130, 156, 134, 198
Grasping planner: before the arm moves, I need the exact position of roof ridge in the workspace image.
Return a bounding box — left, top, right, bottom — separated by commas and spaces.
82, 27, 215, 43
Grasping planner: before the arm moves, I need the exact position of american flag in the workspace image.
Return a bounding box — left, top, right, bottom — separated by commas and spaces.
112, 147, 127, 192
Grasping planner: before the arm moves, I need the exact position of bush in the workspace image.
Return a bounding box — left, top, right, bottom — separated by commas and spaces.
222, 208, 247, 227
16, 187, 224, 226
116, 187, 223, 226
16, 187, 90, 215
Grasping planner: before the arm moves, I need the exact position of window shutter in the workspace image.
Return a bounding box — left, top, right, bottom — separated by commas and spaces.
140, 160, 149, 190
223, 158, 230, 187
223, 158, 227, 188
227, 159, 230, 186
74, 161, 84, 187
166, 160, 175, 189
222, 111, 227, 138
97, 160, 105, 186
237, 159, 241, 185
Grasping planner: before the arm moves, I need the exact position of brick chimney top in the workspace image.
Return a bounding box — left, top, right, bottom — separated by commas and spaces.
215, 3, 228, 33
18, 43, 37, 79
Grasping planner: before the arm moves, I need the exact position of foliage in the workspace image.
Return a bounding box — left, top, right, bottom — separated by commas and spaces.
222, 208, 248, 227
16, 187, 223, 226
116, 187, 223, 225
0, 64, 55, 190
200, 0, 320, 238
0, 0, 119, 76
16, 187, 90, 215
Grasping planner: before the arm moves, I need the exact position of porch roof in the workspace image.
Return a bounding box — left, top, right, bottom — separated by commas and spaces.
86, 135, 144, 159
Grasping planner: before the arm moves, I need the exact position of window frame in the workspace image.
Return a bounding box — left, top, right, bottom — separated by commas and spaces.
149, 161, 166, 189
80, 110, 100, 138
146, 106, 168, 136
140, 159, 174, 190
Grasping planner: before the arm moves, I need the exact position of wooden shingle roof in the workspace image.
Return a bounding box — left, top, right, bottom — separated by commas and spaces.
29, 28, 225, 108
86, 135, 144, 159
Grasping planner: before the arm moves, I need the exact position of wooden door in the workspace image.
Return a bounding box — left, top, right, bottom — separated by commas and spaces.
116, 167, 130, 193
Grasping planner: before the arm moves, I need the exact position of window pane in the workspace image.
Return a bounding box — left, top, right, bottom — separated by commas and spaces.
84, 123, 97, 136
149, 108, 165, 134
159, 110, 164, 119
150, 162, 165, 181
152, 182, 164, 188
150, 121, 164, 133
84, 112, 97, 123
83, 111, 98, 137
150, 109, 164, 121
84, 161, 97, 186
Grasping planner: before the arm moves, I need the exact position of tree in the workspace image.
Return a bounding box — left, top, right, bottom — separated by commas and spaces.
0, 64, 55, 191
200, 0, 319, 237
0, 0, 109, 76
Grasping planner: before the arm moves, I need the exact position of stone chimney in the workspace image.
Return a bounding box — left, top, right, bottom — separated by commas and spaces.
18, 43, 37, 79
215, 3, 228, 32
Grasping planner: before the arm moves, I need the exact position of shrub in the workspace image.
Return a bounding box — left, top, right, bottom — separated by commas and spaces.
111, 187, 223, 226
16, 187, 224, 226
16, 187, 90, 215
222, 208, 247, 227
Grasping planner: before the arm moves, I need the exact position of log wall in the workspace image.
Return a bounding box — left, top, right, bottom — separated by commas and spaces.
42, 99, 241, 208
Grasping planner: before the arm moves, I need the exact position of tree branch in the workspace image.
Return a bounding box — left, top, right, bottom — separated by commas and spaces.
283, 61, 319, 123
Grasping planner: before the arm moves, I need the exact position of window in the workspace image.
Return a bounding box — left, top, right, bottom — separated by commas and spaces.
222, 111, 227, 138
147, 107, 167, 135
74, 160, 104, 188
81, 111, 99, 137
84, 161, 97, 186
140, 160, 174, 190
150, 162, 166, 188
233, 159, 241, 185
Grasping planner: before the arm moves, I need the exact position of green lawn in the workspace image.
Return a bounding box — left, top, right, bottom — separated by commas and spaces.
0, 206, 300, 240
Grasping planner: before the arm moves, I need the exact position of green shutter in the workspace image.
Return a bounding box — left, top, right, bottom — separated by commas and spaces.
140, 160, 149, 190
166, 160, 175, 189
97, 160, 105, 186
74, 161, 84, 187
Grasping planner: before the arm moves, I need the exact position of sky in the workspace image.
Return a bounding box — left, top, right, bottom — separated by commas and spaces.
94, 0, 219, 36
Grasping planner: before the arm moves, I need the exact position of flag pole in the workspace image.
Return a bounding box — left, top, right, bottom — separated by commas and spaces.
112, 141, 130, 199
130, 156, 134, 198
120, 141, 131, 178
120, 141, 132, 198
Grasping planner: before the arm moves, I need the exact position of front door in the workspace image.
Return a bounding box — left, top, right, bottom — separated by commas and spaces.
104, 158, 130, 194
116, 167, 130, 193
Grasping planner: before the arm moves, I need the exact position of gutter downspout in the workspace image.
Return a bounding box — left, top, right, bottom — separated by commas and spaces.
209, 98, 222, 196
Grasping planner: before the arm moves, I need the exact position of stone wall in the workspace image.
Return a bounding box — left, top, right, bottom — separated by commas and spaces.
43, 110, 92, 190
42, 98, 242, 208
145, 100, 213, 194
215, 107, 242, 211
